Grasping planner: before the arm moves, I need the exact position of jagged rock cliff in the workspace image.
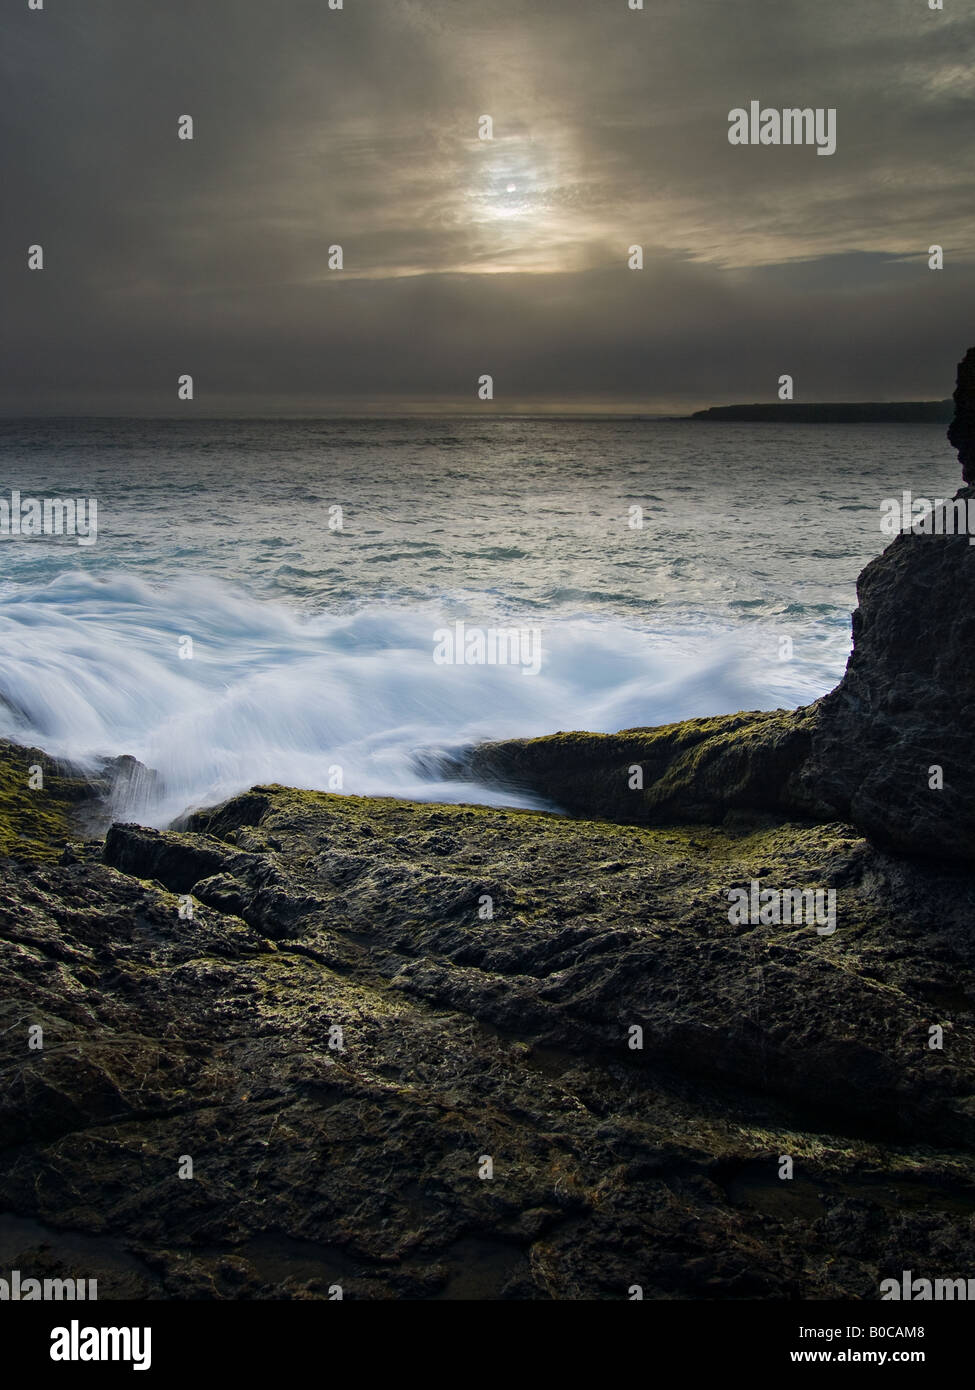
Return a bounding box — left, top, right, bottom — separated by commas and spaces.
948, 346, 975, 485
793, 490, 975, 860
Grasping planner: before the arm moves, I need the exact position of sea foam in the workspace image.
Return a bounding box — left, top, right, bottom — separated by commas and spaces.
0, 571, 844, 827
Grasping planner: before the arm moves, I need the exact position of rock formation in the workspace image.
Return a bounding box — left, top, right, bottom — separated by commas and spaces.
2, 770, 975, 1299
948, 345, 975, 484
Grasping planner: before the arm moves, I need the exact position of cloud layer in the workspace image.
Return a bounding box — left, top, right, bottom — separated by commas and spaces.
2, 0, 972, 411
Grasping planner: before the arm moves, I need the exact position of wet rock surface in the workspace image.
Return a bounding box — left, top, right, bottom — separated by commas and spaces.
457, 712, 818, 830
2, 780, 975, 1299
0, 739, 157, 857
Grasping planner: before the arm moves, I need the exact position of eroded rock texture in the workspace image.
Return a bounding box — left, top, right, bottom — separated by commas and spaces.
2, 782, 974, 1299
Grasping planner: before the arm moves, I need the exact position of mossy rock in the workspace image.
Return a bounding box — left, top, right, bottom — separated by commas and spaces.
462, 708, 823, 830
0, 739, 97, 862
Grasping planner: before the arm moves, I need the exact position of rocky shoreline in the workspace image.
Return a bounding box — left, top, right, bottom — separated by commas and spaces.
3, 771, 975, 1299
1, 354, 974, 1300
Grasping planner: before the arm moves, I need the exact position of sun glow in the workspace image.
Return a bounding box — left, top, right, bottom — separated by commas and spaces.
468, 140, 550, 226
451, 134, 586, 271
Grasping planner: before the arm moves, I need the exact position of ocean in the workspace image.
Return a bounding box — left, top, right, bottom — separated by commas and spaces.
0, 417, 958, 827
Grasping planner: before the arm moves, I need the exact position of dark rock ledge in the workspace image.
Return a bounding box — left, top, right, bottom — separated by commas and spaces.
0, 355, 974, 1300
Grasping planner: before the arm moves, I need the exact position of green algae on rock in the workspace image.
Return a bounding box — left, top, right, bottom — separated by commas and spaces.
0, 738, 99, 862
3, 773, 975, 1299
460, 710, 818, 830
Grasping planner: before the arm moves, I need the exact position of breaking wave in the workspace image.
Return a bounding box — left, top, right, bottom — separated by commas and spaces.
0, 571, 847, 827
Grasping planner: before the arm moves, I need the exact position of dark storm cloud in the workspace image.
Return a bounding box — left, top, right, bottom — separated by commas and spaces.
1, 0, 972, 412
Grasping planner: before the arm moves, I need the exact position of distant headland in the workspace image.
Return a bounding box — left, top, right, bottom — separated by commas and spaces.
691, 399, 953, 423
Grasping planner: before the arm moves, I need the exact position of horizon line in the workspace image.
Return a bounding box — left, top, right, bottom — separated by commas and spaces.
0, 398, 953, 425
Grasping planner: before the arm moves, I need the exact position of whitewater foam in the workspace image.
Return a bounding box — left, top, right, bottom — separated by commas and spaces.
0, 571, 846, 828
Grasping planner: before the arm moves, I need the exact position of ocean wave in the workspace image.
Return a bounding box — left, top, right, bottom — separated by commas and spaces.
0, 571, 846, 828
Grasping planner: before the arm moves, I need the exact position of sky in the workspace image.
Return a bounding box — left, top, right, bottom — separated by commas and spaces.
1, 0, 973, 414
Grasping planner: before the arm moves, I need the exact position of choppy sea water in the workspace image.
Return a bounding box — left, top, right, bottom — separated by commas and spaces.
0, 417, 959, 825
